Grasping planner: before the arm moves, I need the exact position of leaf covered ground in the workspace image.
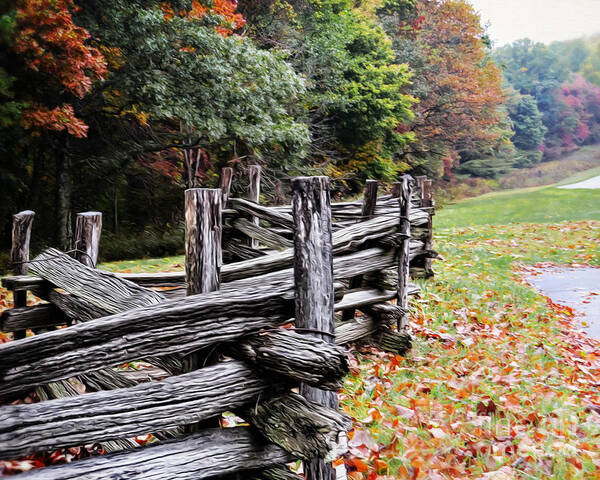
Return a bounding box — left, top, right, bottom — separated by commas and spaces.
341, 221, 600, 479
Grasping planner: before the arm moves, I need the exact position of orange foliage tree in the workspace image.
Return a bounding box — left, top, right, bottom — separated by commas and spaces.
12, 0, 107, 137
386, 0, 508, 177
162, 0, 245, 35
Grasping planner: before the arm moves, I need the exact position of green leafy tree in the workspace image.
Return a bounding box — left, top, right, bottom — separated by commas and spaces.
76, 1, 309, 185
505, 91, 546, 167
582, 41, 600, 86
509, 94, 546, 151
494, 39, 570, 97
549, 38, 590, 73
239, 0, 415, 188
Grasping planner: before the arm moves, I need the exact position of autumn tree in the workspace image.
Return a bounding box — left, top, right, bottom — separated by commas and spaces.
1, 0, 308, 251
543, 75, 600, 158
496, 38, 600, 160
380, 0, 510, 178
0, 0, 108, 248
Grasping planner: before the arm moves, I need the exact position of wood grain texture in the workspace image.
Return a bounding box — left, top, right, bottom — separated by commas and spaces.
0, 280, 293, 399
334, 316, 378, 345
233, 329, 348, 390
247, 165, 262, 249
248, 393, 351, 462
292, 176, 338, 480
334, 288, 397, 311
0, 303, 65, 332
343, 180, 378, 321
11, 210, 35, 276
361, 180, 378, 220
375, 327, 411, 355
46, 289, 107, 322
0, 244, 402, 400
361, 302, 407, 327
10, 210, 35, 340
73, 212, 102, 268
29, 249, 165, 314
230, 198, 294, 230
397, 175, 412, 330
26, 249, 177, 452
220, 167, 234, 206
249, 466, 303, 480
0, 361, 274, 459
184, 188, 222, 295
232, 218, 293, 250
14, 427, 293, 480
221, 213, 402, 283
421, 178, 434, 277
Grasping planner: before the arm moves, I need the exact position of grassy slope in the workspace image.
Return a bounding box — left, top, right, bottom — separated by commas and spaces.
497, 144, 600, 190
437, 174, 600, 229
341, 174, 600, 479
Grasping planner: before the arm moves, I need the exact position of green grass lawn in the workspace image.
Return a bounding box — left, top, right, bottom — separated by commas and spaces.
437, 175, 600, 229
99, 255, 184, 273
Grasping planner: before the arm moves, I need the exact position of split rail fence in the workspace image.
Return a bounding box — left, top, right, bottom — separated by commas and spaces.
0, 170, 435, 480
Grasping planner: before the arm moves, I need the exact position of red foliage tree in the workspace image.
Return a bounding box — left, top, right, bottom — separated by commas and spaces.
13, 0, 107, 137
546, 75, 600, 157
394, 0, 507, 175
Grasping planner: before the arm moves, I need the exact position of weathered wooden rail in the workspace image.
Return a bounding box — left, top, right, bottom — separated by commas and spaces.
0, 171, 435, 480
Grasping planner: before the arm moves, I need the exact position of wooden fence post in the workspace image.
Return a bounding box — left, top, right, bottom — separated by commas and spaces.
185, 188, 222, 296
422, 179, 434, 277
220, 167, 233, 206
415, 176, 434, 277
342, 179, 378, 321
247, 165, 261, 249
11, 210, 35, 276
183, 188, 223, 425
74, 212, 102, 268
397, 175, 412, 330
292, 176, 337, 480
10, 210, 35, 340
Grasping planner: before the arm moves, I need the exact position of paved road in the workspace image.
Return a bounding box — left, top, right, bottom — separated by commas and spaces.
526, 267, 600, 339
557, 174, 600, 189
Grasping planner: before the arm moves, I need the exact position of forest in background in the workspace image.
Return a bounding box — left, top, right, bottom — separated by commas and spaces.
1, 0, 599, 265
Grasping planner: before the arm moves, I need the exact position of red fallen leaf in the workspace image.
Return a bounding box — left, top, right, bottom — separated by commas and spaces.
522, 412, 541, 426
585, 403, 600, 414
348, 472, 364, 480
566, 457, 582, 469
476, 399, 497, 416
